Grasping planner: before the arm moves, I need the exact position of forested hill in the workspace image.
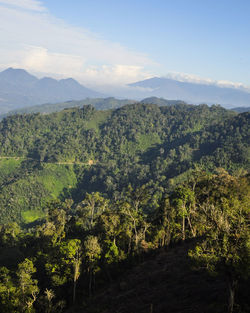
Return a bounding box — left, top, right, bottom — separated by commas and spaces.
0, 102, 239, 161
0, 102, 249, 313
0, 102, 249, 224
0, 97, 137, 118
0, 96, 186, 119
0, 102, 247, 167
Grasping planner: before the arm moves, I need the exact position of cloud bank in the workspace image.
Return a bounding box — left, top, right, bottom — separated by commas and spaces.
0, 0, 154, 85
165, 72, 250, 91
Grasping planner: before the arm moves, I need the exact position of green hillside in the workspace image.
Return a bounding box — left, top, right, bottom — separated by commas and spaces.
0, 102, 249, 224
0, 160, 79, 224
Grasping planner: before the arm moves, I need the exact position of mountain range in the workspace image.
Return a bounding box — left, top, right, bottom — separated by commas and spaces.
129, 77, 250, 108
1, 68, 250, 115
0, 68, 102, 114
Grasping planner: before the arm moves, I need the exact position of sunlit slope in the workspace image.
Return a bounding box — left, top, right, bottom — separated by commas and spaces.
0, 160, 79, 224
0, 102, 249, 224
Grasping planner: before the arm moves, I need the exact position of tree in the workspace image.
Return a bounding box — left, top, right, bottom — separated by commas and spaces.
83, 236, 101, 296
189, 173, 250, 313
17, 258, 39, 312
152, 196, 176, 247
76, 192, 109, 230
0, 267, 17, 313
44, 288, 55, 313
0, 222, 21, 247
170, 186, 196, 241
120, 185, 150, 253
45, 200, 67, 245
96, 209, 123, 264
59, 239, 82, 304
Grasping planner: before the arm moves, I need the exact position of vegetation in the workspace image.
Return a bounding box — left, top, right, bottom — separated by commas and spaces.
0, 97, 137, 118
0, 102, 249, 312
0, 171, 249, 312
0, 103, 249, 224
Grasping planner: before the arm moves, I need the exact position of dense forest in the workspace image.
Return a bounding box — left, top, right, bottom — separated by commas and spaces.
0, 171, 249, 312
0, 102, 249, 312
0, 102, 249, 224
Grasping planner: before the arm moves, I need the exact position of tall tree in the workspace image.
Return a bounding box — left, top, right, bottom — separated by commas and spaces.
16, 258, 39, 312
59, 239, 82, 304
189, 172, 250, 313
83, 236, 101, 296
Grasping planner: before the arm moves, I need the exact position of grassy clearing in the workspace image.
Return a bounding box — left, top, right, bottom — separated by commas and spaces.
21, 209, 45, 223
137, 133, 161, 151
84, 110, 111, 133
121, 132, 162, 155
37, 163, 77, 198
0, 162, 79, 224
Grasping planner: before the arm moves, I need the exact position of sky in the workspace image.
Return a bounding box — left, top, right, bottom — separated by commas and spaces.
0, 0, 250, 88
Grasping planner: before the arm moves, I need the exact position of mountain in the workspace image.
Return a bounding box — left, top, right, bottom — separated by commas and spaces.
140, 97, 187, 106
0, 97, 137, 118
1, 68, 250, 115
231, 106, 250, 113
0, 102, 249, 224
0, 68, 102, 114
0, 96, 188, 118
129, 77, 250, 107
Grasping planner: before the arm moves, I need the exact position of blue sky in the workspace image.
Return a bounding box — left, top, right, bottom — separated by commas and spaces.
0, 0, 250, 88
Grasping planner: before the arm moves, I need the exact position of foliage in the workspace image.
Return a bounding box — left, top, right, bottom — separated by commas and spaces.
0, 103, 248, 224
0, 171, 248, 312
0, 102, 249, 311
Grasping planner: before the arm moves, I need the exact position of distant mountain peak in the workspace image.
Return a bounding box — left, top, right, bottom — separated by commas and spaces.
0, 68, 103, 115
60, 77, 76, 82
59, 77, 81, 86
129, 77, 250, 107
3, 67, 29, 74
0, 67, 38, 83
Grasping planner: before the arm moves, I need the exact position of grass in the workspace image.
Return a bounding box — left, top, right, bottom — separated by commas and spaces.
121, 132, 161, 155
137, 133, 161, 151
37, 163, 77, 198
21, 209, 45, 223
84, 110, 111, 133
0, 162, 79, 224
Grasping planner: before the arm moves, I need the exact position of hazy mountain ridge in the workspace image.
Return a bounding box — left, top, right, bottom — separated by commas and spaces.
1, 68, 250, 116
0, 96, 189, 118
0, 97, 137, 118
231, 106, 250, 113
129, 77, 250, 107
0, 68, 102, 114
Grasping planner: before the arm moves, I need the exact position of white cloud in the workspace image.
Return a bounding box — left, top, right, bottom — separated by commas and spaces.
0, 1, 154, 85
21, 46, 86, 77
165, 71, 250, 91
82, 64, 152, 86
0, 0, 46, 12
